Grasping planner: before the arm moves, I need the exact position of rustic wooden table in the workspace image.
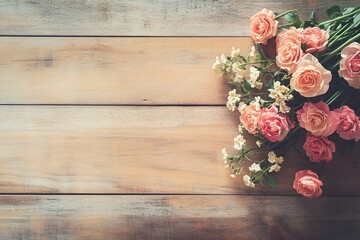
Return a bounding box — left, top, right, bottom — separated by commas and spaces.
0, 1, 359, 239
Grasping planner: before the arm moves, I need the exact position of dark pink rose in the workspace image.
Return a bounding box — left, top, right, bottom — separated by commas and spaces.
303, 133, 335, 163
293, 170, 323, 198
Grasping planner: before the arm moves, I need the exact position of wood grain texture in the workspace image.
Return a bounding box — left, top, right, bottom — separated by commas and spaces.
0, 0, 358, 36
0, 37, 251, 104
0, 106, 358, 195
1, 195, 359, 240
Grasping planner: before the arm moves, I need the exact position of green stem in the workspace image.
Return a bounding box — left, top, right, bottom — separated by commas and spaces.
274, 9, 297, 20
322, 32, 360, 63
317, 8, 360, 27
326, 89, 344, 105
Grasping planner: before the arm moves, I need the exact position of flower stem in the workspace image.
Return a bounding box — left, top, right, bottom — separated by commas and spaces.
322, 32, 360, 63
274, 9, 297, 20
317, 8, 360, 27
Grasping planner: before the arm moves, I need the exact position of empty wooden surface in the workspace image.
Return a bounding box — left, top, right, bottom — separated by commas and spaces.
1, 195, 359, 240
0, 0, 359, 239
0, 37, 252, 104
0, 0, 358, 36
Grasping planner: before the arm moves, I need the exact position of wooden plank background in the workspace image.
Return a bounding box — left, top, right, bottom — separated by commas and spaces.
0, 0, 359, 239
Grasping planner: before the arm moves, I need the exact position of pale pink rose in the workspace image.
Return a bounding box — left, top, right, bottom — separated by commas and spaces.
240, 103, 261, 134
276, 27, 304, 74
290, 54, 332, 97
300, 27, 329, 53
338, 42, 360, 89
250, 9, 279, 44
293, 170, 323, 198
334, 105, 360, 141
297, 101, 338, 137
303, 133, 335, 163
259, 106, 294, 142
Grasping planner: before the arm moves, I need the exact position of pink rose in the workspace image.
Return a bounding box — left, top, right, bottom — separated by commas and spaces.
338, 42, 360, 89
300, 27, 329, 53
259, 106, 294, 142
250, 9, 279, 44
334, 105, 360, 141
240, 102, 261, 134
290, 54, 332, 97
297, 101, 338, 136
303, 133, 335, 163
276, 27, 304, 74
293, 170, 323, 198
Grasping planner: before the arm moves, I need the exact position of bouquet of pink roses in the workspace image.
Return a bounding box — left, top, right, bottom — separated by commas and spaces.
213, 6, 360, 198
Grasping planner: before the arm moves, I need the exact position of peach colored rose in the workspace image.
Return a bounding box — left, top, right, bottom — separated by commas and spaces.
276, 27, 304, 74
334, 105, 360, 141
290, 54, 332, 97
303, 133, 335, 163
259, 106, 294, 142
250, 9, 279, 44
338, 42, 360, 89
297, 101, 338, 136
293, 170, 323, 198
300, 27, 329, 53
240, 102, 261, 134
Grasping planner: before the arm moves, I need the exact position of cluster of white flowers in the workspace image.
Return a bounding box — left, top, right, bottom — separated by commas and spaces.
267, 151, 284, 173
231, 63, 245, 84
248, 46, 256, 61
234, 134, 246, 150
248, 66, 263, 89
243, 175, 255, 188
226, 89, 241, 111
231, 47, 241, 61
212, 54, 226, 75
249, 163, 261, 172
268, 81, 293, 113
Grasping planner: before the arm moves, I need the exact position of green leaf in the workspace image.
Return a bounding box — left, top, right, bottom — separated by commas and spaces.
241, 80, 251, 93
266, 79, 274, 90
301, 42, 308, 52
266, 174, 276, 189
327, 6, 342, 19
284, 12, 302, 28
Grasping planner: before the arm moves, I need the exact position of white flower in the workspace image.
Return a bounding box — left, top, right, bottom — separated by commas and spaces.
249, 66, 260, 85
243, 175, 255, 188
224, 164, 230, 168
269, 164, 281, 173
249, 46, 256, 60
268, 151, 276, 163
230, 173, 236, 178
212, 54, 227, 75
238, 124, 244, 133
221, 148, 228, 160
268, 151, 284, 164
268, 82, 293, 113
256, 140, 262, 147
249, 163, 262, 172
227, 89, 241, 102
226, 101, 236, 111
234, 134, 246, 150
231, 47, 241, 61
238, 102, 247, 113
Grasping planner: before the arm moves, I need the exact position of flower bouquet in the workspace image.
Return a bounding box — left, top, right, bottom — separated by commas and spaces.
213, 6, 360, 198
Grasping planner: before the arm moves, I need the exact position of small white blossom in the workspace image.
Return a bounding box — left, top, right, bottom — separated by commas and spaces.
227, 89, 241, 102
238, 124, 244, 133
256, 140, 262, 147
221, 148, 228, 160
248, 66, 260, 88
243, 175, 255, 188
231, 47, 241, 61
269, 164, 281, 173
224, 164, 230, 168
249, 46, 256, 60
230, 173, 236, 178
226, 101, 236, 111
234, 134, 246, 150
268, 151, 284, 164
212, 54, 227, 75
238, 102, 247, 113
249, 163, 262, 173
268, 82, 293, 113
268, 151, 276, 163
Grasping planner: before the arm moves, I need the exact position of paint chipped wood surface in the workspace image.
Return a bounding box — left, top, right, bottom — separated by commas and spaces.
0, 37, 252, 105
0, 0, 358, 36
